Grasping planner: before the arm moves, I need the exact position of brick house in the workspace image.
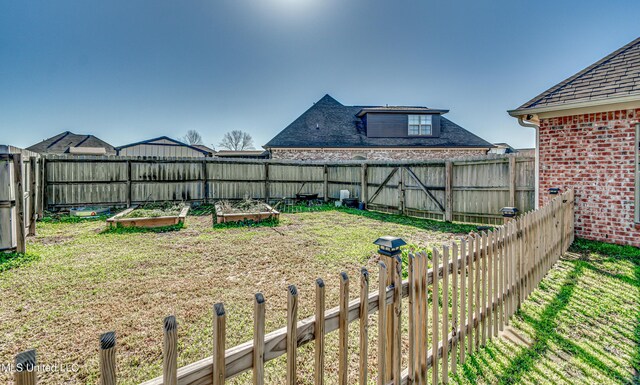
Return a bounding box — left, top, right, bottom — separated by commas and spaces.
264, 94, 493, 160
509, 37, 640, 247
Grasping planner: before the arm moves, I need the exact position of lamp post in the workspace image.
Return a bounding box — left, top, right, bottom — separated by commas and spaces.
373, 236, 405, 383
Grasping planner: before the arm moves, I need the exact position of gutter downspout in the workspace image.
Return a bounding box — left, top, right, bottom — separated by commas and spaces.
517, 116, 540, 209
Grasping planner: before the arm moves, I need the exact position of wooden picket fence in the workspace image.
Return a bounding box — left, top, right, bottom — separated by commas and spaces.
12, 190, 574, 385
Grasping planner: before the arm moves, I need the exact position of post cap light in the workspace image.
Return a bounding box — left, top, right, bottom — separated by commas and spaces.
373, 236, 406, 256
548, 188, 560, 195
500, 207, 519, 218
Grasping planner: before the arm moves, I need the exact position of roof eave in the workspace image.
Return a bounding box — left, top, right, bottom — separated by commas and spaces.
507, 93, 640, 117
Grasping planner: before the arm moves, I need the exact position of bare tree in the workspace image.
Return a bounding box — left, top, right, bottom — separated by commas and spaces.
181, 130, 203, 145
219, 130, 254, 151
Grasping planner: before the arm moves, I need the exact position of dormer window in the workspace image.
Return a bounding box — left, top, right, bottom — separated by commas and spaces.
408, 115, 432, 136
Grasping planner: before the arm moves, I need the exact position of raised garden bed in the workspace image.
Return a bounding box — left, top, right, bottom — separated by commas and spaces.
214, 200, 279, 224
106, 204, 189, 229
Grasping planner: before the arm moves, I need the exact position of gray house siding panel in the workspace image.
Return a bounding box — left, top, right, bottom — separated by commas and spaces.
366, 113, 441, 138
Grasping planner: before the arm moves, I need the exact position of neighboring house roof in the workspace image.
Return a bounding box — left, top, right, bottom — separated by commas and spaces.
265, 94, 493, 149
510, 37, 640, 115
27, 131, 116, 155
215, 150, 269, 158
192, 144, 215, 155
116, 136, 211, 155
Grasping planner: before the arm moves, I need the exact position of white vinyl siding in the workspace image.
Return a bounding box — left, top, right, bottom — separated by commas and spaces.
408, 115, 432, 136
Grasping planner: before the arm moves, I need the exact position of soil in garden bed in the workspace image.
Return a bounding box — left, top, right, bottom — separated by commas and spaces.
216, 199, 273, 214
123, 202, 185, 218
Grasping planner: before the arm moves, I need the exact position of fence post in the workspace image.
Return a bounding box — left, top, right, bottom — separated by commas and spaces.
314, 279, 325, 385
361, 163, 368, 206
99, 332, 117, 385
286, 285, 298, 385
253, 293, 265, 385
13, 154, 25, 253
398, 168, 405, 215
14, 349, 36, 385
213, 303, 226, 385
264, 162, 269, 203
445, 161, 453, 222
323, 164, 328, 202
338, 272, 349, 385
377, 261, 388, 385
373, 236, 405, 384
509, 156, 517, 207
126, 160, 132, 207
359, 268, 369, 385
203, 160, 209, 204
163, 316, 178, 385
28, 157, 37, 236
40, 157, 47, 215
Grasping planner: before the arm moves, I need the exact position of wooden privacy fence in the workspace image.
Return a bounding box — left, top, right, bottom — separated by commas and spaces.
0, 146, 44, 252
12, 190, 574, 385
43, 155, 534, 224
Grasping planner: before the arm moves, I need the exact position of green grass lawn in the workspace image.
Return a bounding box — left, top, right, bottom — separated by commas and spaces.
2, 208, 638, 385
0, 208, 473, 385
451, 239, 640, 385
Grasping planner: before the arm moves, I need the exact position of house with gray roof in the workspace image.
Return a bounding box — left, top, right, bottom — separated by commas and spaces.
27, 131, 116, 155
264, 94, 493, 161
508, 36, 640, 247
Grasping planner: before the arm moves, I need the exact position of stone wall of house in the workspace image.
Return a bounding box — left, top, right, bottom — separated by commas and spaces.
539, 108, 640, 247
269, 148, 488, 161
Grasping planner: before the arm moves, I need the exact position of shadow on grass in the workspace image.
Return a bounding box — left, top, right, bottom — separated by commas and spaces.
456, 238, 640, 385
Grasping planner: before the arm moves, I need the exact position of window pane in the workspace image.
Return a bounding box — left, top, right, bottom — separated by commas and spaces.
421, 124, 432, 135
408, 115, 419, 124
420, 115, 432, 124
408, 125, 419, 135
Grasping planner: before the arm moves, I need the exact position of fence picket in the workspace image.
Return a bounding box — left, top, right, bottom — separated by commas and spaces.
315, 279, 325, 385
99, 332, 117, 385
408, 254, 417, 383
377, 262, 388, 385
14, 349, 37, 385
359, 268, 370, 385
163, 316, 178, 385
432, 248, 440, 385
287, 285, 298, 385
442, 245, 450, 384
451, 242, 459, 374
213, 304, 226, 385
253, 294, 266, 385
467, 235, 475, 355
339, 272, 349, 385
459, 239, 467, 365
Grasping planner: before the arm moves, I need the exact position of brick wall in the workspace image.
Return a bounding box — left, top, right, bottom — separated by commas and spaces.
270, 148, 487, 161
539, 109, 640, 247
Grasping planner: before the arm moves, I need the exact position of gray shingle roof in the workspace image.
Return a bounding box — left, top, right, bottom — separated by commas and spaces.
515, 37, 640, 112
265, 95, 492, 148
27, 131, 116, 155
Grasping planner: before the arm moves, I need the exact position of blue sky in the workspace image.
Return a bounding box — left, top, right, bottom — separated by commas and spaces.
1, 0, 638, 150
